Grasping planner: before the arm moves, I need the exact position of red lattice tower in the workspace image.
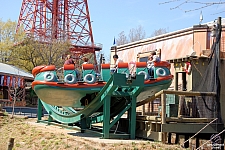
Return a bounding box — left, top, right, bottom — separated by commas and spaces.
17, 0, 101, 65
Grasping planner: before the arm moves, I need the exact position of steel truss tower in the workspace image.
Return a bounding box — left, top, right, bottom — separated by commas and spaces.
17, 0, 101, 62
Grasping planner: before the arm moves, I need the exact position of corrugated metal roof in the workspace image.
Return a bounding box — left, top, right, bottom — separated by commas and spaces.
0, 63, 33, 79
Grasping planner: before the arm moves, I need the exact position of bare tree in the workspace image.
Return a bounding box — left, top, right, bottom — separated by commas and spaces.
150, 28, 169, 37
128, 25, 146, 42
116, 31, 128, 46
159, 1, 225, 13
116, 25, 146, 46
10, 85, 25, 118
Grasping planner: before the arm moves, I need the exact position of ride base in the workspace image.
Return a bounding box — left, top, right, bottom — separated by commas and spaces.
37, 73, 145, 139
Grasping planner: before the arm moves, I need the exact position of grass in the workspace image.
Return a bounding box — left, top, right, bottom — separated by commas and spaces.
0, 116, 184, 150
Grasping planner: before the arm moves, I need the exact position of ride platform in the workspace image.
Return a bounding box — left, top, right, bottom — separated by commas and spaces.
37, 73, 145, 139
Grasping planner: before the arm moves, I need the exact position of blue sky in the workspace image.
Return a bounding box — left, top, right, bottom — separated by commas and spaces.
0, 0, 224, 58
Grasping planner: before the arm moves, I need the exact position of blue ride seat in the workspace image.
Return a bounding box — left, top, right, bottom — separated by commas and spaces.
63, 64, 77, 84
135, 62, 148, 80
117, 62, 130, 78
101, 64, 111, 82
39, 65, 58, 82
82, 64, 96, 84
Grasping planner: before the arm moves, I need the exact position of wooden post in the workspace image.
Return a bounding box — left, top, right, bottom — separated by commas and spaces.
174, 72, 178, 91
11, 87, 17, 118
161, 92, 167, 143
142, 104, 145, 115
161, 93, 166, 124
168, 132, 172, 144
0, 103, 3, 116
182, 72, 187, 91
184, 134, 189, 148
175, 134, 179, 144
196, 136, 200, 149
151, 101, 154, 112
8, 138, 14, 150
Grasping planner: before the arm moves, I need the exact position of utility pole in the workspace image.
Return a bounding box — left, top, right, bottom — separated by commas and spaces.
215, 17, 222, 124
217, 17, 221, 63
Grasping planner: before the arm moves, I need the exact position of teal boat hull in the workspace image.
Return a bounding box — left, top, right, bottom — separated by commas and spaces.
32, 62, 173, 107
34, 85, 102, 107
33, 78, 173, 107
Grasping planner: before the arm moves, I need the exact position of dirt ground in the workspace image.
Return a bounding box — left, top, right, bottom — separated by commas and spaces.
0, 115, 185, 150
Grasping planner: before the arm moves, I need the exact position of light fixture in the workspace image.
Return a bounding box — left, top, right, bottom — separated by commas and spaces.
199, 11, 203, 25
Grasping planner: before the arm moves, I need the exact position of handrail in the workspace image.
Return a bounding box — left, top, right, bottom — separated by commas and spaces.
137, 90, 216, 107
137, 89, 217, 144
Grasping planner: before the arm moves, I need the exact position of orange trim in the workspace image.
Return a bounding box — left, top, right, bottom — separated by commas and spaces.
3, 76, 7, 86
20, 78, 25, 88
136, 62, 147, 68
64, 64, 75, 70
118, 63, 128, 68
32, 65, 46, 77
154, 61, 171, 68
32, 75, 173, 89
40, 65, 56, 72
144, 75, 174, 84
101, 64, 110, 69
32, 81, 106, 89
9, 76, 13, 87
82, 64, 94, 70
15, 77, 18, 88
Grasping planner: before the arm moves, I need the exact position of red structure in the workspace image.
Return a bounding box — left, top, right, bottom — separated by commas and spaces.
17, 0, 101, 64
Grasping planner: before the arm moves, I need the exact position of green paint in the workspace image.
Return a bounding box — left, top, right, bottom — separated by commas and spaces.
36, 71, 172, 139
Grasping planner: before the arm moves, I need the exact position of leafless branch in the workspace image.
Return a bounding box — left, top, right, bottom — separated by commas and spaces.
210, 10, 225, 15
170, 1, 188, 10
184, 3, 214, 12
159, 0, 225, 13
159, 0, 183, 5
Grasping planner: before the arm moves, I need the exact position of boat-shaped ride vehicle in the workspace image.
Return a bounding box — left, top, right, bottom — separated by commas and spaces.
32, 61, 173, 108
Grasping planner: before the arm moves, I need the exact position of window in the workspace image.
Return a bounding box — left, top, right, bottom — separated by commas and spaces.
139, 57, 148, 62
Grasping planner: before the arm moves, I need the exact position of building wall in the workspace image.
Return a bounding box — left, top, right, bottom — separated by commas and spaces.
111, 24, 225, 64
0, 74, 28, 107
111, 30, 193, 64
193, 27, 208, 56
110, 23, 225, 124
111, 25, 225, 85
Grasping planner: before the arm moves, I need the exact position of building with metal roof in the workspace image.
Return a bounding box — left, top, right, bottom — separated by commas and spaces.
0, 63, 33, 80
0, 63, 34, 107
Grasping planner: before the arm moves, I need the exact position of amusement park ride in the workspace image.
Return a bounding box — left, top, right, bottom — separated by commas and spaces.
17, 0, 101, 65
18, 0, 173, 139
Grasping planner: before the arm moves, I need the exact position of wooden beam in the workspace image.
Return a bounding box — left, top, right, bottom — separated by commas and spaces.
161, 90, 216, 96
162, 123, 224, 133
161, 93, 166, 144
136, 116, 217, 123
136, 90, 216, 107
